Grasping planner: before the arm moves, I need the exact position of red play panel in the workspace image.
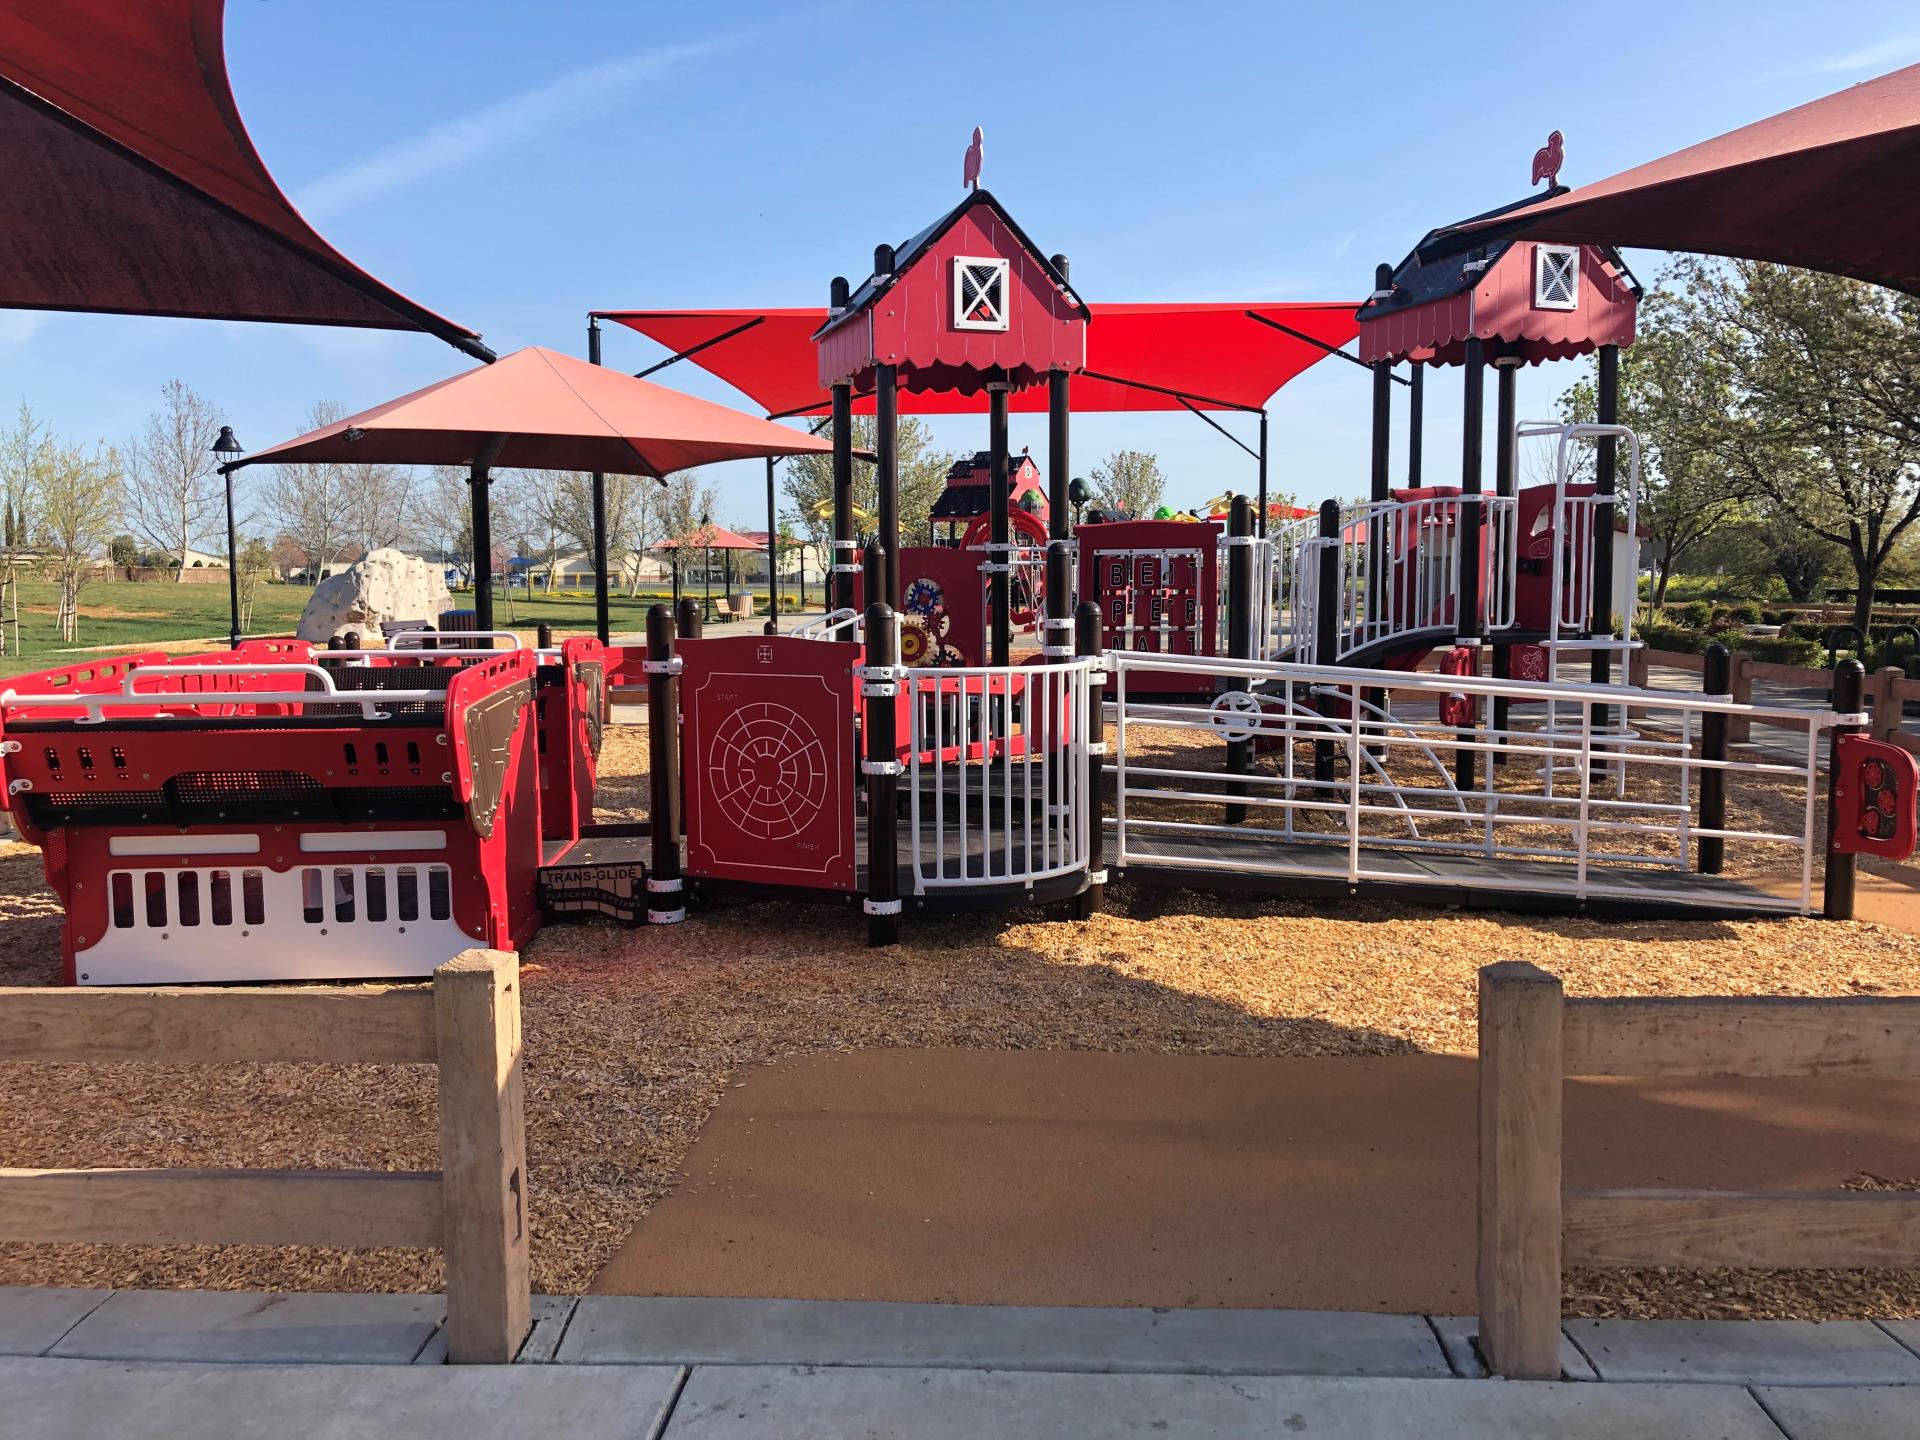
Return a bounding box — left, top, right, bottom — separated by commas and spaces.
680, 636, 857, 891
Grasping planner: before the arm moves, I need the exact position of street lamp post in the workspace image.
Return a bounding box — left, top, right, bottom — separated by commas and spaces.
212, 425, 244, 648
1068, 476, 1091, 531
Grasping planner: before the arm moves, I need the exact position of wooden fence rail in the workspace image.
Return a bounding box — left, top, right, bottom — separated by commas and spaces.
0, 949, 529, 1364
1632, 647, 1919, 750
1477, 961, 1920, 1379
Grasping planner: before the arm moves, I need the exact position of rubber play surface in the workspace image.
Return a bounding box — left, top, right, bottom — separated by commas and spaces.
592, 1051, 1920, 1312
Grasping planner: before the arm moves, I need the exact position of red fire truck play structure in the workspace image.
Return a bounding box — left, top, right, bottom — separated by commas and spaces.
0, 635, 622, 984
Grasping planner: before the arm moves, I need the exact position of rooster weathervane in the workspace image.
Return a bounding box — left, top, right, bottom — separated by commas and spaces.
1531, 130, 1564, 188
963, 126, 984, 191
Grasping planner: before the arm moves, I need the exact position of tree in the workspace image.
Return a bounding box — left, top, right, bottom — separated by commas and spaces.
1554, 289, 1747, 609
236, 536, 275, 630
555, 470, 655, 593
35, 437, 121, 642
261, 402, 360, 582
502, 469, 570, 592
124, 379, 223, 581
1664, 257, 1920, 630
1088, 450, 1166, 519
781, 417, 951, 559
0, 401, 47, 574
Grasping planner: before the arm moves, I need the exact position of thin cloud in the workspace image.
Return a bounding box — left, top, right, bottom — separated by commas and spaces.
297, 31, 749, 218
0, 313, 47, 345
1813, 33, 1920, 72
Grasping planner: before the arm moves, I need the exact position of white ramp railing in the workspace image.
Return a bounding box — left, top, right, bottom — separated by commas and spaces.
1106, 651, 1831, 912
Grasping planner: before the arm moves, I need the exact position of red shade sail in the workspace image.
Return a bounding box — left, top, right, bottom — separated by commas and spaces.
231, 347, 834, 476
597, 302, 1361, 417
1436, 64, 1920, 295
0, 0, 492, 357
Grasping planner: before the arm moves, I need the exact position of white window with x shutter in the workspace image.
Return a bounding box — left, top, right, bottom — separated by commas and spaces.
1533, 245, 1579, 311
953, 256, 1010, 331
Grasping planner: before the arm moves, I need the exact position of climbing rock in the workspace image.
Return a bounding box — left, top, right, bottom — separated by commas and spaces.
296, 548, 453, 643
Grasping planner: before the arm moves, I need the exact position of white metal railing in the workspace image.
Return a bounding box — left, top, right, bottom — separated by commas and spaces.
0, 664, 444, 725
388, 629, 524, 651
902, 657, 1096, 893
792, 607, 864, 642
1517, 421, 1645, 677
1106, 650, 1833, 913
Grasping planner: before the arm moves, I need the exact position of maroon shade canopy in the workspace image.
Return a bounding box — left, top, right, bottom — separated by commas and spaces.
597, 302, 1361, 417
1435, 65, 1920, 295
231, 347, 835, 476
0, 0, 492, 358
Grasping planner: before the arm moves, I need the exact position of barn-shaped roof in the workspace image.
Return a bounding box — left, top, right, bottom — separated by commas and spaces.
1357, 193, 1640, 367
816, 190, 1088, 341
928, 450, 1045, 521
816, 189, 1090, 395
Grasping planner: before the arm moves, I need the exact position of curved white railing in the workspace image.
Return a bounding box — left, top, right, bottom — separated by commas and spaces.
901, 656, 1096, 893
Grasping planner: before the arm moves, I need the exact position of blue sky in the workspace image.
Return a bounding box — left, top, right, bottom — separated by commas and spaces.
3, 1, 1917, 533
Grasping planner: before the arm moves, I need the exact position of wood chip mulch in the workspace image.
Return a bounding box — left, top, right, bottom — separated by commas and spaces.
1, 724, 1917, 1320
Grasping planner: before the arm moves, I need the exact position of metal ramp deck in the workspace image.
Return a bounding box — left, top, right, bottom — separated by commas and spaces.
1115, 830, 1806, 920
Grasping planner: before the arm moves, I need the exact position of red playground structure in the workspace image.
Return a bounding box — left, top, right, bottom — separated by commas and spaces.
2, 141, 1906, 986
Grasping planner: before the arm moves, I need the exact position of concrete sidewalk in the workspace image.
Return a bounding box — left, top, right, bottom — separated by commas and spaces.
2, 1289, 1917, 1437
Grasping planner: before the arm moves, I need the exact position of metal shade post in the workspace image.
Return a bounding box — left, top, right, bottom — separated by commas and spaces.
212, 425, 244, 648
588, 317, 610, 643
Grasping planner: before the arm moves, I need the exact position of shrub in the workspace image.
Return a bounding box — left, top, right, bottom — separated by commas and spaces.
1744, 634, 1823, 666
1674, 600, 1713, 628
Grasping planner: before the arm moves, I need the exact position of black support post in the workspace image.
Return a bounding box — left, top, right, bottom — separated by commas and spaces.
467, 434, 506, 633
1407, 362, 1424, 488
1456, 338, 1486, 794
875, 363, 900, 608
645, 604, 684, 925
589, 317, 610, 644
864, 596, 900, 946
223, 468, 241, 648
1074, 599, 1105, 919
675, 596, 701, 641
988, 382, 1011, 666
469, 466, 493, 633
1368, 267, 1394, 505
1700, 642, 1730, 875
765, 456, 779, 630
1824, 659, 1867, 919
829, 276, 855, 618
1225, 494, 1254, 824
1257, 410, 1270, 537
1491, 359, 1519, 750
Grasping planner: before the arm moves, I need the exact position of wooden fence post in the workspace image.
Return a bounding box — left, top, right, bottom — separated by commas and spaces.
435, 950, 531, 1364
1726, 651, 1753, 744
1873, 667, 1905, 743
1478, 961, 1564, 1380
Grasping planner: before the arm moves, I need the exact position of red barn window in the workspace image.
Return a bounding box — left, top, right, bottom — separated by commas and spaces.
1533, 245, 1579, 310
953, 257, 1010, 331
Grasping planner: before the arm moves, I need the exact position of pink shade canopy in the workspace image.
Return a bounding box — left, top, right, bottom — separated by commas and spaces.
653, 524, 762, 552
234, 347, 836, 476
597, 302, 1361, 417
0, 0, 490, 357
1444, 65, 1920, 294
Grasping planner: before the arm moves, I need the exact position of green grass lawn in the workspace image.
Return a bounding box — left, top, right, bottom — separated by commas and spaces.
0, 578, 817, 680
